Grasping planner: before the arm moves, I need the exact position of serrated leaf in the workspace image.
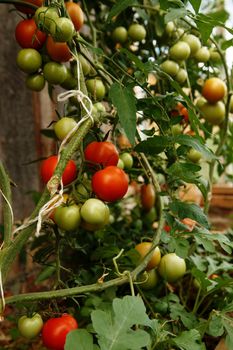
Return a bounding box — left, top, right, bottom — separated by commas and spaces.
107, 0, 138, 21
65, 329, 94, 350
173, 329, 205, 350
189, 0, 201, 13
167, 162, 202, 184
109, 83, 136, 146
91, 296, 151, 350
173, 134, 215, 161
168, 237, 190, 258
134, 135, 171, 154
195, 234, 215, 252
170, 303, 197, 329
169, 200, 209, 229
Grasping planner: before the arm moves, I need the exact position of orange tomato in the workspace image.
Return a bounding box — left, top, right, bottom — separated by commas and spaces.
202, 77, 227, 103
65, 2, 84, 31
135, 242, 161, 271
140, 183, 156, 212
46, 36, 72, 62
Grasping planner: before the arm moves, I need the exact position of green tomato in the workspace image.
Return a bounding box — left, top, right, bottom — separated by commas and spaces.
143, 207, 158, 225
117, 158, 125, 169
54, 204, 81, 231
54, 117, 77, 141
160, 60, 179, 77
119, 152, 133, 169
80, 198, 109, 225
230, 95, 233, 113
158, 253, 186, 282
200, 100, 225, 125
174, 68, 187, 84
138, 269, 159, 290
17, 48, 42, 73
182, 34, 201, 56
78, 54, 91, 76
112, 26, 128, 44
60, 68, 78, 90
35, 6, 59, 32
43, 62, 68, 85
26, 73, 45, 91
187, 148, 202, 163
209, 48, 222, 63
171, 124, 183, 135
50, 17, 75, 42
128, 23, 146, 42
169, 41, 190, 61
194, 46, 210, 63
165, 21, 175, 36
18, 313, 43, 339
86, 78, 106, 100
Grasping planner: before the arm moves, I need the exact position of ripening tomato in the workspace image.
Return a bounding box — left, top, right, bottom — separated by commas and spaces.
138, 269, 159, 290
50, 17, 75, 42
42, 314, 78, 350
202, 77, 227, 103
65, 2, 84, 31
140, 183, 156, 212
46, 35, 72, 62
135, 242, 161, 271
18, 313, 43, 339
14, 0, 43, 15
92, 166, 129, 202
15, 18, 47, 49
84, 141, 119, 168
80, 198, 109, 226
40, 155, 77, 186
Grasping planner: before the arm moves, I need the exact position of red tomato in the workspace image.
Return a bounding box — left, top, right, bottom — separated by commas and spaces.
40, 155, 77, 186
42, 314, 78, 350
15, 19, 47, 50
46, 35, 72, 62
92, 166, 129, 202
14, 0, 43, 15
65, 2, 84, 31
84, 141, 119, 168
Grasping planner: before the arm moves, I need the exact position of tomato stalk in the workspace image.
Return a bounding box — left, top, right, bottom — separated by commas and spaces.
0, 162, 13, 247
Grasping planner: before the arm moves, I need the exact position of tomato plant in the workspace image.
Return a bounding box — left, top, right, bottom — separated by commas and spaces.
40, 155, 77, 186
84, 141, 119, 168
15, 18, 47, 49
18, 313, 43, 339
42, 314, 78, 350
91, 166, 129, 202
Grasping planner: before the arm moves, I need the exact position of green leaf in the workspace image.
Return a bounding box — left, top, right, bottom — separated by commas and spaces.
120, 48, 151, 73
189, 0, 201, 13
173, 134, 215, 161
134, 135, 171, 154
167, 162, 202, 184
208, 314, 224, 337
170, 303, 197, 329
173, 329, 205, 350
169, 200, 209, 229
195, 234, 215, 253
91, 295, 151, 350
191, 268, 212, 291
65, 329, 94, 350
222, 317, 233, 349
165, 8, 187, 23
168, 237, 190, 258
109, 83, 136, 146
107, 0, 138, 21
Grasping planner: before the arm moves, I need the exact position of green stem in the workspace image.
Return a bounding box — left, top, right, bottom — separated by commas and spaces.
0, 162, 13, 246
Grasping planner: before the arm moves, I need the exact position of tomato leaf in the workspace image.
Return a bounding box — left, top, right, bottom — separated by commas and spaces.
169, 200, 209, 229
173, 329, 205, 350
91, 295, 151, 350
189, 0, 201, 13
65, 329, 94, 350
134, 135, 171, 154
208, 314, 224, 337
165, 8, 187, 23
107, 0, 138, 21
109, 83, 136, 146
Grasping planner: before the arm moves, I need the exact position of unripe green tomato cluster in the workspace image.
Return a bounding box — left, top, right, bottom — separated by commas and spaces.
112, 23, 146, 44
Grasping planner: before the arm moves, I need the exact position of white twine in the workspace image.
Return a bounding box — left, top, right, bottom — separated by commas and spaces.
0, 270, 5, 315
